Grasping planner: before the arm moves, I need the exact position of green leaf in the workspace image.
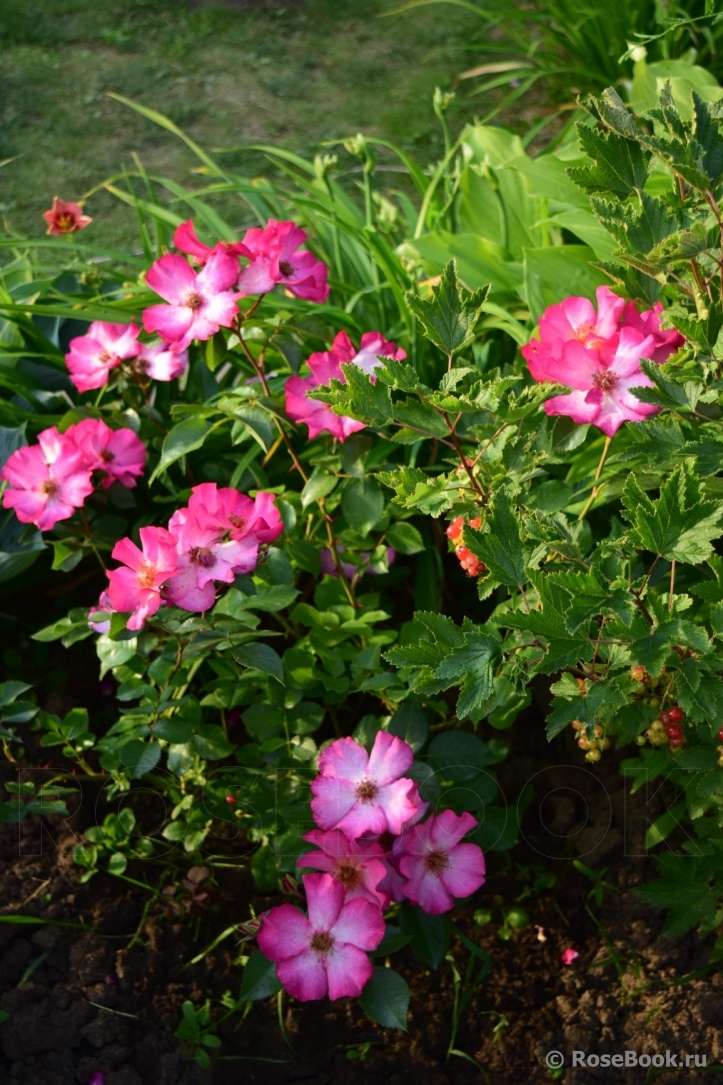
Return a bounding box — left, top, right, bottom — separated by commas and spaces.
404, 259, 489, 357
342, 477, 384, 534
635, 856, 717, 935
433, 631, 500, 719
399, 902, 450, 969
192, 724, 235, 760
428, 731, 496, 781
466, 489, 527, 590
359, 967, 410, 1031
622, 463, 723, 564
119, 739, 161, 778
150, 417, 213, 483
301, 469, 337, 509
0, 681, 31, 706
388, 701, 428, 752
569, 121, 650, 198
385, 521, 425, 555
240, 950, 282, 1001
234, 643, 284, 683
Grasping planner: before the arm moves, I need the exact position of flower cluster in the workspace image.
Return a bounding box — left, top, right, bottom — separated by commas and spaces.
285, 330, 406, 442
1, 420, 145, 531
103, 482, 283, 630
142, 218, 329, 356
257, 731, 486, 1001
66, 321, 188, 394
522, 286, 684, 437
446, 516, 485, 577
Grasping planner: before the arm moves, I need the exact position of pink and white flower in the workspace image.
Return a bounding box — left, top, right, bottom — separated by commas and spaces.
310, 731, 420, 839
107, 526, 178, 631
163, 502, 259, 613
620, 299, 684, 363
343, 331, 407, 379
173, 220, 247, 267
65, 322, 141, 393
257, 872, 384, 1001
142, 250, 241, 352
1, 427, 93, 531
88, 589, 113, 635
136, 342, 189, 382
397, 810, 486, 915
522, 286, 685, 437
297, 829, 389, 907
538, 325, 661, 438
181, 483, 283, 545
69, 418, 146, 490
238, 219, 329, 303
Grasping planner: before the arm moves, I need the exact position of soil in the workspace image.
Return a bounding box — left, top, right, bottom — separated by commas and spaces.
1, 690, 721, 1085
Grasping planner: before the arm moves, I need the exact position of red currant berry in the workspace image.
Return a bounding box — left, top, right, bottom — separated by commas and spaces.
669, 737, 684, 748
225, 794, 236, 804
665, 724, 683, 740
469, 516, 482, 530
660, 711, 673, 726
446, 516, 464, 542
718, 727, 723, 742
667, 707, 684, 723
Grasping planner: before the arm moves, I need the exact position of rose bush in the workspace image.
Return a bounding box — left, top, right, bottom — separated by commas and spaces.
3, 67, 723, 1047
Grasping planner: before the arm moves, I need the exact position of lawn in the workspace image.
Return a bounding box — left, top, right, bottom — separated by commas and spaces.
0, 0, 483, 249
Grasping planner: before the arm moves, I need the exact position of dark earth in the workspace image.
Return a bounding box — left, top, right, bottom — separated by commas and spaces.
1, 692, 721, 1085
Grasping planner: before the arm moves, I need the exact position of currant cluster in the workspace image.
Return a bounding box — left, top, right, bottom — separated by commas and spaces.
446, 516, 486, 577
635, 706, 686, 749
572, 720, 610, 762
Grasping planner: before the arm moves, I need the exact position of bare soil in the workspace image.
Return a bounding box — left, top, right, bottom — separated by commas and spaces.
1, 700, 721, 1085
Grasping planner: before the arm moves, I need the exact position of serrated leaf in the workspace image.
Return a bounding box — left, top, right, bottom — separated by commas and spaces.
404, 260, 489, 357
622, 462, 723, 564
465, 488, 527, 590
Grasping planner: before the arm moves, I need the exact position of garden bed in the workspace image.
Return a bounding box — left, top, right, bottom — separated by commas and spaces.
2, 705, 721, 1085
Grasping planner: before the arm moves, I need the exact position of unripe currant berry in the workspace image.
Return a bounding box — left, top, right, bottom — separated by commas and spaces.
578, 736, 590, 750
602, 737, 611, 750
651, 719, 665, 733
635, 735, 647, 746
718, 756, 723, 769
572, 720, 582, 731
593, 724, 603, 738
667, 706, 684, 723
630, 666, 645, 682
585, 748, 602, 762
717, 745, 723, 755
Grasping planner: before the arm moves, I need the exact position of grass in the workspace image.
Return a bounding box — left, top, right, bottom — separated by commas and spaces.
0, 0, 484, 250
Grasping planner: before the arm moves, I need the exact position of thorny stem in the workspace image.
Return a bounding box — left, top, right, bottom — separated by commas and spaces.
577, 437, 613, 521
235, 317, 356, 606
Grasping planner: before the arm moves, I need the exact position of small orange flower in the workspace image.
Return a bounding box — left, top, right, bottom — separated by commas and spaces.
42, 197, 92, 236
